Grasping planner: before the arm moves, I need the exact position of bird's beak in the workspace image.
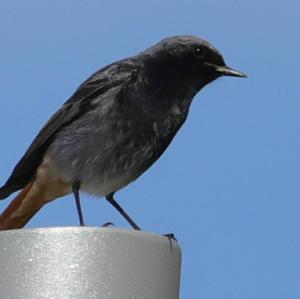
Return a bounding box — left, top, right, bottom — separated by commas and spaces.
215, 65, 247, 78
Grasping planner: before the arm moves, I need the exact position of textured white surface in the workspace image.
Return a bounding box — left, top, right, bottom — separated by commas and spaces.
0, 227, 181, 299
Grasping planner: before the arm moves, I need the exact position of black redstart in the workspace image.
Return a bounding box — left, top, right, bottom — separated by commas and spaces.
0, 35, 246, 230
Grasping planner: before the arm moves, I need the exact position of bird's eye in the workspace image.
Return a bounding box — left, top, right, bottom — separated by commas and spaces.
194, 46, 205, 58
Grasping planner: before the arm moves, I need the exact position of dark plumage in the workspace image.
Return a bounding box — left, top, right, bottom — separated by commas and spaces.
0, 35, 246, 230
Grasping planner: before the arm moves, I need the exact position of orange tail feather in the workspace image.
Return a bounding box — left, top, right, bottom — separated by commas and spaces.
0, 155, 72, 231
0, 181, 49, 230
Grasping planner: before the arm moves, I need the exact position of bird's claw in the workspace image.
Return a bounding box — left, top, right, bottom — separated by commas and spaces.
101, 222, 115, 228
163, 233, 177, 241
163, 233, 177, 252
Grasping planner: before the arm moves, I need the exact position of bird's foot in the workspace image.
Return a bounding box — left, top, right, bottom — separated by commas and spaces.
101, 222, 115, 228
163, 233, 178, 252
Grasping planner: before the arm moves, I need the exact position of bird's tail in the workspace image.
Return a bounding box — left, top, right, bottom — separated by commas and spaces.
0, 181, 50, 230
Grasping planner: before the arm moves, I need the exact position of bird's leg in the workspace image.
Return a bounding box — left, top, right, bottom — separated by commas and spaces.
105, 193, 177, 251
105, 193, 141, 230
72, 181, 85, 226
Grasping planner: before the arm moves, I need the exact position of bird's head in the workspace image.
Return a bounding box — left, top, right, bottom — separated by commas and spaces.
141, 35, 246, 93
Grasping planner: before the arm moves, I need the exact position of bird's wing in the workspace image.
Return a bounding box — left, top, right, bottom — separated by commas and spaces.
0, 61, 138, 198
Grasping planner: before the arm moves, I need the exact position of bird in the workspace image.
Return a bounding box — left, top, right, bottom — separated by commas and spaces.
0, 35, 246, 230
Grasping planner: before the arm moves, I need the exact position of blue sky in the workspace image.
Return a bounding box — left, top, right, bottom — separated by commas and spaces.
1, 1, 300, 298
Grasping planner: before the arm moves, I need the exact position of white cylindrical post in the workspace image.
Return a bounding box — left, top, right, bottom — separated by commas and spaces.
0, 227, 181, 299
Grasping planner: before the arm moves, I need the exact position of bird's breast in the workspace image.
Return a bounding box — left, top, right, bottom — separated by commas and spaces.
47, 98, 190, 196
151, 101, 189, 140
